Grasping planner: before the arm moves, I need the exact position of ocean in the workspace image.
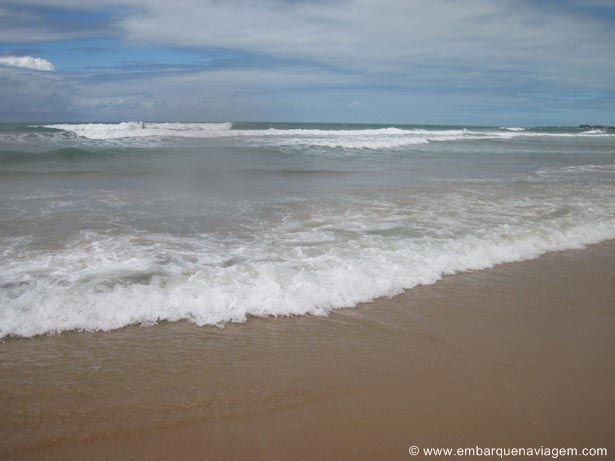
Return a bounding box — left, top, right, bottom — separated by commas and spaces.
1, 122, 614, 338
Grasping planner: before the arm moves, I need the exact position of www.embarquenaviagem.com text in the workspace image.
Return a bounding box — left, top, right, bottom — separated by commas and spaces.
408, 445, 608, 458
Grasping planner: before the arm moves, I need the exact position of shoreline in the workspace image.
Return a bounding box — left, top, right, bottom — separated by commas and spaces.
1, 240, 614, 459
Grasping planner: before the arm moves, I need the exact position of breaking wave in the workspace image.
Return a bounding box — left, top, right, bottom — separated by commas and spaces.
2, 187, 614, 338
42, 122, 234, 140
32, 123, 614, 149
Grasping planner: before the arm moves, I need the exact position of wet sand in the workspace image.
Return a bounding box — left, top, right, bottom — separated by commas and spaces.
1, 241, 614, 460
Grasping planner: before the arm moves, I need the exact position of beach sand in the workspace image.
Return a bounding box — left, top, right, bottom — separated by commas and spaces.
1, 241, 614, 460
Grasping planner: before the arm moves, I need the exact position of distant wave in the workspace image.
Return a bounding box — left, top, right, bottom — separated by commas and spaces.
580, 129, 607, 134
41, 122, 234, 140
34, 123, 613, 149
535, 163, 615, 176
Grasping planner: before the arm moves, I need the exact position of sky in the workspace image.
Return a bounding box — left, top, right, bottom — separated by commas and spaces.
0, 0, 614, 125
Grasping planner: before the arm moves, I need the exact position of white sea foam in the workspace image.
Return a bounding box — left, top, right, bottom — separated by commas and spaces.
580, 129, 607, 134
2, 187, 614, 338
536, 163, 615, 176
42, 122, 234, 140
271, 135, 431, 149
35, 123, 613, 149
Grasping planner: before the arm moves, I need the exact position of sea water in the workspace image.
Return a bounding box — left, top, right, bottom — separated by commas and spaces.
1, 122, 614, 338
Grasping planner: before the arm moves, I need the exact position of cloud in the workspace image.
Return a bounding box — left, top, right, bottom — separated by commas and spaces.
1, 57, 612, 125
0, 3, 117, 43
0, 55, 55, 71
6, 1, 615, 92
9, 1, 615, 90
115, 0, 615, 89
0, 66, 73, 121
2, 1, 614, 124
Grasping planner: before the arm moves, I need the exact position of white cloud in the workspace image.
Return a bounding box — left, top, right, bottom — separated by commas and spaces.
115, 0, 615, 89
6, 1, 615, 89
0, 55, 55, 71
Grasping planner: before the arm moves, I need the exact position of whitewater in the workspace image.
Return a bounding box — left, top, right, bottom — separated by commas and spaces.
32, 122, 614, 148
1, 122, 614, 338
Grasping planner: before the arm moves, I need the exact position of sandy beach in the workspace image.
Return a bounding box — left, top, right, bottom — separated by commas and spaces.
1, 240, 613, 460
